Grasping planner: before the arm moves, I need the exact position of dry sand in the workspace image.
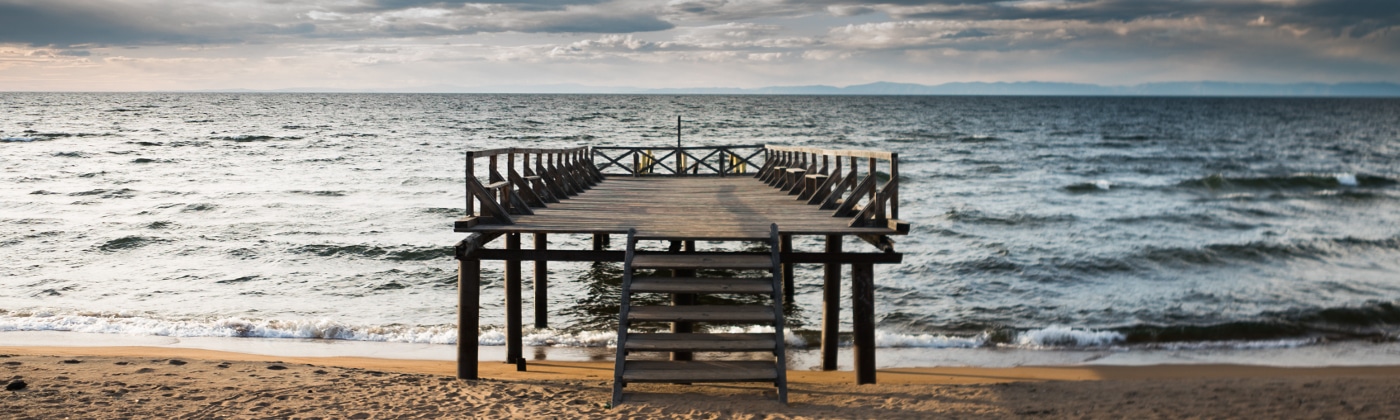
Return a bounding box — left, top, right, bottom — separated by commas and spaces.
4, 346, 1400, 419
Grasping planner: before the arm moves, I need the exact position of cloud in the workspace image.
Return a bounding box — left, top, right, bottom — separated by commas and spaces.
0, 0, 674, 48
0, 1, 210, 47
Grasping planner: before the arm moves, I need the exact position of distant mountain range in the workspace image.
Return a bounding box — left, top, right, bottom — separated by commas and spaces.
206, 81, 1400, 97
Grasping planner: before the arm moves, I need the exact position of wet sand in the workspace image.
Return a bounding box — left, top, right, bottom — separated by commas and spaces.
4, 346, 1400, 418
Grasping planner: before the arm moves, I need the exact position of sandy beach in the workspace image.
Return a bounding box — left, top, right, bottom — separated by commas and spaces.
4, 346, 1400, 419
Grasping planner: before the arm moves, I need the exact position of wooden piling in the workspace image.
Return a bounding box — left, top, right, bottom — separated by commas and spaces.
781, 234, 794, 302
457, 256, 480, 379
670, 240, 696, 361
822, 235, 842, 371
534, 233, 548, 329
852, 263, 875, 384
505, 233, 522, 365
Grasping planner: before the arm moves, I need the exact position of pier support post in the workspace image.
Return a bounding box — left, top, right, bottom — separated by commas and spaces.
781, 234, 794, 302
457, 255, 480, 379
822, 235, 842, 371
505, 233, 523, 368
670, 240, 696, 361
592, 233, 607, 251
852, 262, 876, 384
534, 233, 548, 329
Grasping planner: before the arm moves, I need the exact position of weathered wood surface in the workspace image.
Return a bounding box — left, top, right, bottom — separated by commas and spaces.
456, 177, 905, 238
621, 361, 778, 382
632, 253, 772, 270
627, 305, 775, 323
629, 277, 772, 294
624, 333, 777, 352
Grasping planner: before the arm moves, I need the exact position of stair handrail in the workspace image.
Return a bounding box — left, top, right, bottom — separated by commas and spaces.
611, 228, 638, 406
768, 223, 789, 404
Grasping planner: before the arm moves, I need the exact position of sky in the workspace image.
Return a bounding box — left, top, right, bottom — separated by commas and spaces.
1, 0, 1398, 91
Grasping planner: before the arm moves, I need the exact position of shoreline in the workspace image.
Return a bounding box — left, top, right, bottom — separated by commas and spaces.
6, 345, 1400, 418
7, 330, 1400, 369
9, 345, 1400, 383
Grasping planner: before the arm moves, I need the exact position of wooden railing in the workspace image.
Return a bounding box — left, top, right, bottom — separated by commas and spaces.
757, 146, 904, 231
458, 144, 905, 235
459, 147, 601, 228
592, 145, 765, 176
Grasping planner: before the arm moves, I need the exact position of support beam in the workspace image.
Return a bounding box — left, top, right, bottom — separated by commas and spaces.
533, 233, 548, 329
505, 233, 523, 368
592, 233, 607, 251
457, 257, 480, 380
852, 262, 876, 384
474, 249, 903, 264
822, 235, 842, 371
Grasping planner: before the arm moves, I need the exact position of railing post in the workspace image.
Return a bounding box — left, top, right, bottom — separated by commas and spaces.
465, 151, 475, 218
505, 151, 516, 214
868, 157, 878, 206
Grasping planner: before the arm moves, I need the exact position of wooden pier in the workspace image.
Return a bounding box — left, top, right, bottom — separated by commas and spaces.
452, 144, 909, 388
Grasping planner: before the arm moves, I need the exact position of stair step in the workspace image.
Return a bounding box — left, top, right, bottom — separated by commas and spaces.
630, 277, 773, 294
628, 305, 775, 323
625, 333, 776, 352
621, 360, 777, 383
632, 254, 772, 270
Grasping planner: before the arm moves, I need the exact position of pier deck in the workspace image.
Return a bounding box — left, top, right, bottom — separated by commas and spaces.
457, 176, 902, 239
452, 144, 909, 385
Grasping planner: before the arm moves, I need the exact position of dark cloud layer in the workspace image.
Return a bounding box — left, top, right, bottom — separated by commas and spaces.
0, 1, 204, 47
822, 0, 1400, 37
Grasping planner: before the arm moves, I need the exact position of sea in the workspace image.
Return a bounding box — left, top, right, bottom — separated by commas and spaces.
3, 93, 1399, 367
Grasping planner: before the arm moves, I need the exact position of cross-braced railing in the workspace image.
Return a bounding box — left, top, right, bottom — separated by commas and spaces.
457, 144, 905, 237
592, 145, 765, 176
757, 146, 906, 233
458, 147, 602, 229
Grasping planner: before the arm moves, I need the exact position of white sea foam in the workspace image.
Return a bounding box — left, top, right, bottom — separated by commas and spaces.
1146, 338, 1318, 350
875, 330, 986, 348
1335, 173, 1359, 187
1093, 180, 1112, 190
1013, 326, 1125, 348
708, 325, 808, 347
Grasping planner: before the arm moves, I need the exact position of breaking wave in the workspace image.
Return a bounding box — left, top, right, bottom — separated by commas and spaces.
1178, 173, 1397, 190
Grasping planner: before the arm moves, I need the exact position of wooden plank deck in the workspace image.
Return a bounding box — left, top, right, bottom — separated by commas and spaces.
456, 177, 904, 239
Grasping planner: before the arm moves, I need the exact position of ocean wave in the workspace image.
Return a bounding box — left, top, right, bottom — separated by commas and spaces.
289, 244, 453, 261
1063, 180, 1113, 193
97, 236, 168, 252
1178, 173, 1397, 190
213, 135, 304, 142
1012, 326, 1125, 348
288, 190, 347, 197
0, 313, 460, 344
1136, 236, 1400, 267
875, 330, 985, 348
2, 309, 1389, 350
943, 209, 1077, 226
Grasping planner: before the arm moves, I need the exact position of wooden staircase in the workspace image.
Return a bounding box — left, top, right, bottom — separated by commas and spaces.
612, 224, 789, 405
